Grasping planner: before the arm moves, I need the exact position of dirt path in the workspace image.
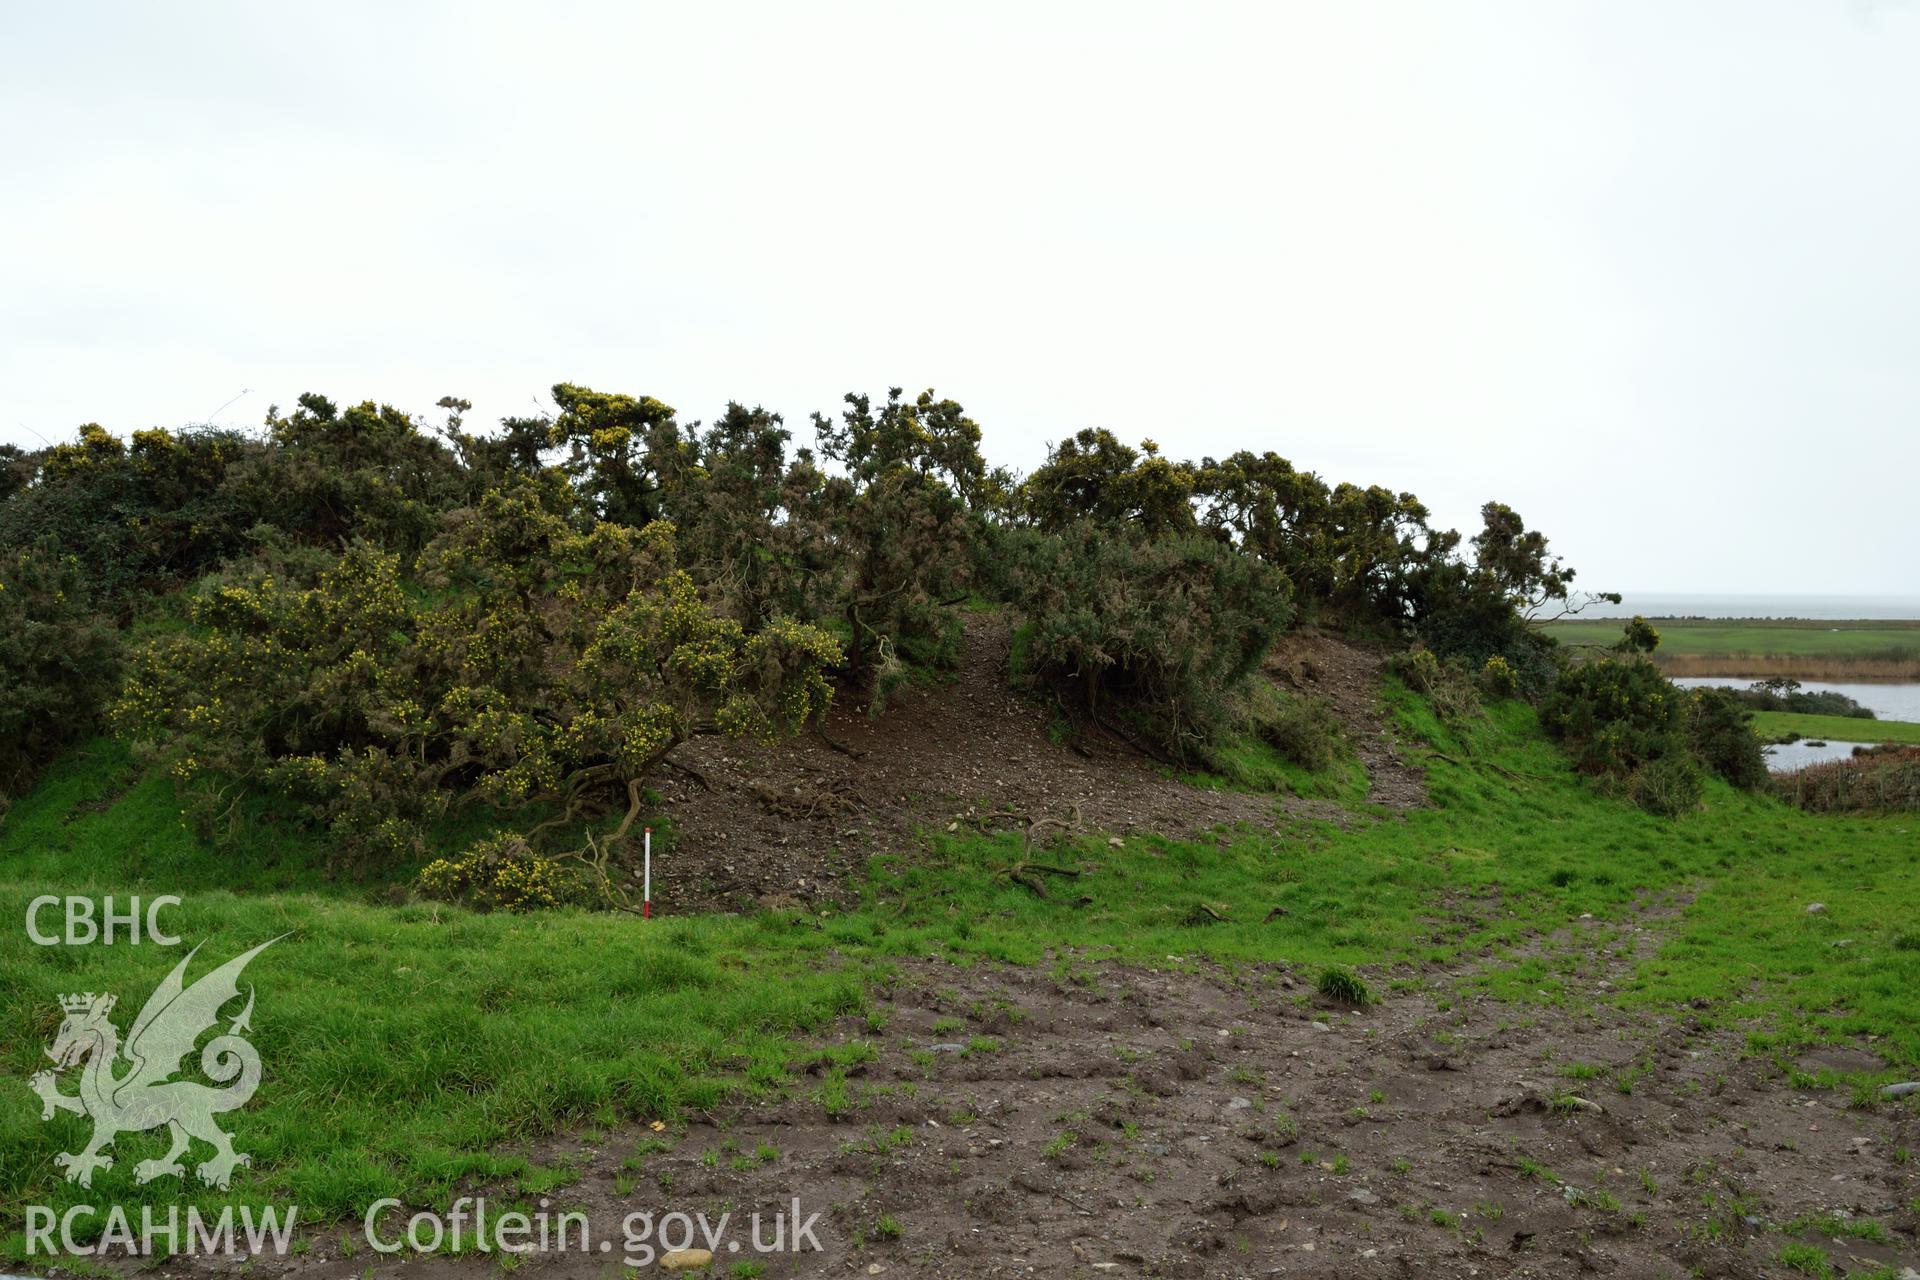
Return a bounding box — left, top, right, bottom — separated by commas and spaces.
175, 920, 1918, 1280
559, 954, 1915, 1278
1265, 630, 1427, 810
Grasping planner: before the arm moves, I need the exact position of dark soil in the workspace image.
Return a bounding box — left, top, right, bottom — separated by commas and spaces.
652, 612, 1327, 913
171, 922, 1919, 1279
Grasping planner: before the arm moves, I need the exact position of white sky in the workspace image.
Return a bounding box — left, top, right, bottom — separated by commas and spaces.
3, 1, 1915, 595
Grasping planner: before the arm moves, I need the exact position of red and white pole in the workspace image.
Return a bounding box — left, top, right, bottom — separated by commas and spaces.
642, 827, 652, 919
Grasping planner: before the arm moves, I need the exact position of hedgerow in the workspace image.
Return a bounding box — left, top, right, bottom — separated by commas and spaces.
0, 382, 1654, 857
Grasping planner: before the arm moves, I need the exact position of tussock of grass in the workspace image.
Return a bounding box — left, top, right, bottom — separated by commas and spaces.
1316, 966, 1373, 1007
1186, 733, 1369, 804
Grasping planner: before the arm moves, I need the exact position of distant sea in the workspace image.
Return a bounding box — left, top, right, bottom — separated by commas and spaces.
1573, 594, 1920, 621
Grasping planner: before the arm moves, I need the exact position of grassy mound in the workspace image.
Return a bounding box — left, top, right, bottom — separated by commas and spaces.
6, 696, 1920, 1260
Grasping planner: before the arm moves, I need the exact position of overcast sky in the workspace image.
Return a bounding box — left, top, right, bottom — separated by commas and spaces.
2, 1, 1915, 595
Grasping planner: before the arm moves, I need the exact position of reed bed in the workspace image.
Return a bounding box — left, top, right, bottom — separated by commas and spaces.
1770, 746, 1920, 813
1657, 653, 1920, 680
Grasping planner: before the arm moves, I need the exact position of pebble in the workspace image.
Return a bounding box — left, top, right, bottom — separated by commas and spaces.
1228, 1096, 1252, 1110
1348, 1189, 1379, 1205
1880, 1081, 1920, 1099
1310, 1021, 1331, 1032
1805, 903, 1827, 914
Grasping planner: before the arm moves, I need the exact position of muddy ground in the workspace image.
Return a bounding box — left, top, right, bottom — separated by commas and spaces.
152, 920, 1918, 1280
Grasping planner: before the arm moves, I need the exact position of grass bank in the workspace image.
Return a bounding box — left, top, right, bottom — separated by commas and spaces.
1750, 710, 1920, 746
1539, 618, 1920, 679
6, 696, 1920, 1261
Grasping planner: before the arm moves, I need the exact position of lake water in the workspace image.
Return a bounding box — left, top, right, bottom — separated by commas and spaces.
1666, 676, 1920, 772
1670, 677, 1920, 723
1762, 738, 1888, 770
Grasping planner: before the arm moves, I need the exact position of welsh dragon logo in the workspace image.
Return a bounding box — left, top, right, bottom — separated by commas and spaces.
28, 938, 281, 1190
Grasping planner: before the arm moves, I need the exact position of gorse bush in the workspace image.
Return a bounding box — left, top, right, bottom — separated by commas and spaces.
417, 832, 587, 912
1019, 428, 1201, 541
1629, 754, 1706, 818
226, 394, 470, 559
2, 381, 1636, 856
811, 390, 985, 699
998, 522, 1293, 763
1020, 437, 1596, 663
1400, 501, 1590, 698
1480, 654, 1520, 699
1541, 624, 1767, 815
1389, 648, 1483, 729
113, 489, 840, 865
1685, 686, 1769, 790
1616, 615, 1661, 655
0, 545, 121, 802
0, 425, 253, 608
1246, 684, 1346, 772
1542, 656, 1685, 778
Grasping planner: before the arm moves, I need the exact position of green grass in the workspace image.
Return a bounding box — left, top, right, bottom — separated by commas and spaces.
1185, 732, 1369, 804
1750, 710, 1920, 746
6, 687, 1920, 1261
869, 690, 1920, 1059
1540, 618, 1920, 658
1, 750, 868, 1252
1775, 1241, 1834, 1278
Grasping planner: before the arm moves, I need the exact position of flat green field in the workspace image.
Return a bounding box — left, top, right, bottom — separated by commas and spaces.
1540, 617, 1920, 657
1539, 618, 1920, 678
1750, 710, 1920, 746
